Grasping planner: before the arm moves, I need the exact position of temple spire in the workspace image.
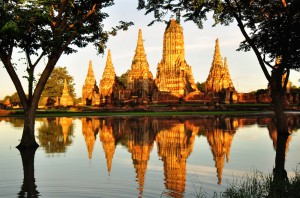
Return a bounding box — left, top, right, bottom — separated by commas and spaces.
127, 29, 153, 93
205, 38, 235, 93
60, 79, 73, 106
99, 49, 116, 98
82, 60, 99, 105
106, 50, 114, 70
88, 60, 95, 78
212, 38, 223, 71
134, 29, 146, 61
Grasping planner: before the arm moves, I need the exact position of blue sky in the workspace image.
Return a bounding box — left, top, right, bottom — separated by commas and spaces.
0, 0, 299, 99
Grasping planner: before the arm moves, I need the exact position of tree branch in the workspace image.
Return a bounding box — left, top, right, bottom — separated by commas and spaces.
0, 53, 28, 109
225, 0, 271, 81
263, 54, 274, 69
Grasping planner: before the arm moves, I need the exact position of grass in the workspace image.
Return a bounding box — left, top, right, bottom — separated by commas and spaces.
0, 108, 266, 118
191, 168, 300, 198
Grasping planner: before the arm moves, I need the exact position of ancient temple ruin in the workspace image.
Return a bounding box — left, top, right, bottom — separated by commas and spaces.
155, 19, 198, 98
99, 50, 116, 103
205, 39, 235, 93
205, 39, 237, 103
82, 60, 100, 105
60, 79, 73, 106
127, 29, 153, 97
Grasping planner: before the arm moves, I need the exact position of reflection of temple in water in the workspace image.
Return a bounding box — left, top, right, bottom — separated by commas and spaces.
81, 117, 100, 159
203, 117, 237, 185
155, 119, 198, 197
99, 118, 116, 174
75, 114, 300, 195
59, 117, 73, 144
122, 117, 155, 197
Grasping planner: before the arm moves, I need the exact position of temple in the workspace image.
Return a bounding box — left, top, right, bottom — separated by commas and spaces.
99, 50, 116, 104
127, 29, 153, 99
77, 21, 299, 108
205, 39, 235, 93
205, 39, 237, 103
82, 60, 100, 106
155, 19, 197, 98
60, 79, 74, 106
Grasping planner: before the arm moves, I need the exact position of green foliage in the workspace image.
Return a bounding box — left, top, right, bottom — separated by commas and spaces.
196, 82, 206, 92
255, 88, 268, 96
0, 0, 133, 108
116, 70, 130, 89
222, 169, 300, 198
290, 84, 300, 94
9, 92, 21, 106
138, 0, 300, 74
40, 66, 75, 99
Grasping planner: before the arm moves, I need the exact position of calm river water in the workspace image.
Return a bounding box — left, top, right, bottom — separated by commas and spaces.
0, 114, 300, 197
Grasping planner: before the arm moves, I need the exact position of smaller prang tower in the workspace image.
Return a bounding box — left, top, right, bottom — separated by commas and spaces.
205, 38, 235, 93
99, 50, 116, 103
127, 29, 153, 97
82, 60, 100, 105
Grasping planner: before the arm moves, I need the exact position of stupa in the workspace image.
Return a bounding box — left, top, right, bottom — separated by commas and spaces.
155, 19, 197, 97
127, 29, 153, 95
99, 50, 116, 102
60, 79, 73, 106
82, 60, 100, 105
205, 39, 235, 92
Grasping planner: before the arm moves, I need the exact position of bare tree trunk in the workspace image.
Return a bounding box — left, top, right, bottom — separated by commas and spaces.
17, 106, 39, 149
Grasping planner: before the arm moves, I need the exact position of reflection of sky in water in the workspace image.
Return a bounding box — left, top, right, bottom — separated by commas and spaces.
0, 116, 300, 197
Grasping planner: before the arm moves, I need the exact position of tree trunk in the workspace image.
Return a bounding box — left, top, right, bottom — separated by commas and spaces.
270, 69, 289, 135
17, 107, 39, 149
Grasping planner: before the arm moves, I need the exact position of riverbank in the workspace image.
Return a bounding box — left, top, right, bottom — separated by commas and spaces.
1, 103, 299, 117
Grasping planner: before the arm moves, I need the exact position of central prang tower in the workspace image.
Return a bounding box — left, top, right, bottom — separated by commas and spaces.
155, 19, 197, 97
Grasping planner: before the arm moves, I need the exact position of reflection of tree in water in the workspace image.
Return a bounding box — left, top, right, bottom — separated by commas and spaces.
4, 118, 25, 128
37, 117, 74, 154
17, 148, 39, 198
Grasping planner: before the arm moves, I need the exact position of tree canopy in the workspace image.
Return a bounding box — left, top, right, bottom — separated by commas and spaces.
0, 0, 133, 110
138, 0, 300, 138
0, 0, 133, 148
40, 66, 75, 99
138, 0, 300, 74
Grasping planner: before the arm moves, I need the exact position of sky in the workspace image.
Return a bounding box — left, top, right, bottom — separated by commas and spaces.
0, 0, 299, 100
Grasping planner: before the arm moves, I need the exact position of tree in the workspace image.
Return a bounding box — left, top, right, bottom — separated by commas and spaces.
138, 0, 299, 130
9, 92, 22, 106
138, 0, 300, 185
40, 66, 76, 100
196, 82, 205, 92
0, 1, 132, 148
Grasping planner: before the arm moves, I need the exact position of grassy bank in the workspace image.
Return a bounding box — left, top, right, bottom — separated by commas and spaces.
0, 108, 267, 117
192, 168, 300, 198
0, 103, 278, 117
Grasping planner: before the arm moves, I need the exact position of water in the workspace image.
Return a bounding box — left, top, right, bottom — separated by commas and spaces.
0, 114, 299, 197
